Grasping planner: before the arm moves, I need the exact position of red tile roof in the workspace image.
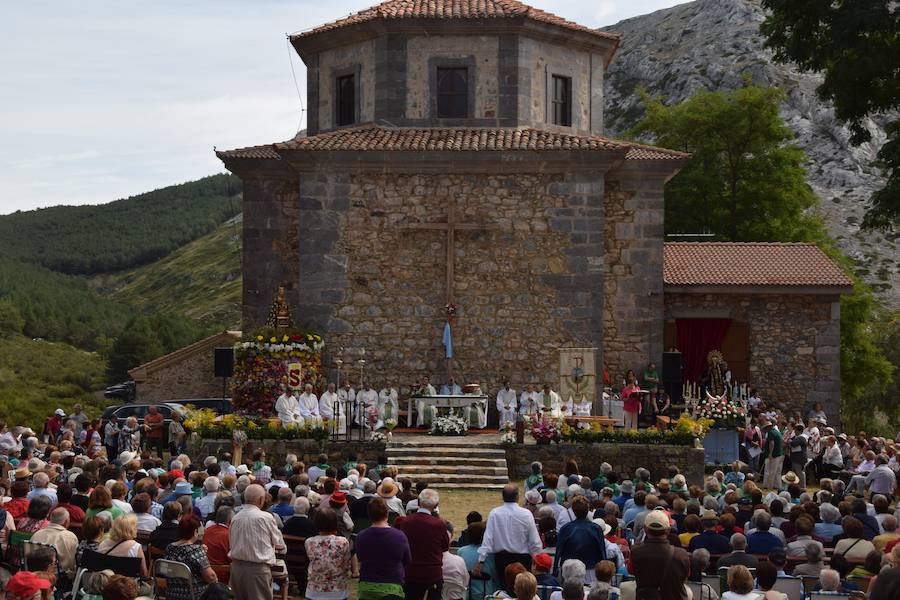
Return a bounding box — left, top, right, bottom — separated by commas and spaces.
293, 0, 620, 42
215, 144, 280, 160
269, 125, 687, 158
664, 243, 853, 288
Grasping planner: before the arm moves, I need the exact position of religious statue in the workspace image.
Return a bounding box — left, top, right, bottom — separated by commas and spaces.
265, 285, 294, 332
701, 349, 728, 397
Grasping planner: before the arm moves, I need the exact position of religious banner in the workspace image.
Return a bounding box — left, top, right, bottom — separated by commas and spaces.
287, 362, 304, 391
559, 348, 597, 408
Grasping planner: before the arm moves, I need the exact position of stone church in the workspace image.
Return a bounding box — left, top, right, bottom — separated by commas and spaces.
216, 0, 852, 420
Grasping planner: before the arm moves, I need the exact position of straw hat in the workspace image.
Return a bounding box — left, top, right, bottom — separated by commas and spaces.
377, 479, 398, 498
781, 472, 800, 485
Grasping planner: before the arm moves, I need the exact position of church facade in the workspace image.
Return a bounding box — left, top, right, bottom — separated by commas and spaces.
217, 0, 850, 420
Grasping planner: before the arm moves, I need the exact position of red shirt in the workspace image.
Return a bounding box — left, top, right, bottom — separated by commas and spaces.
622, 385, 642, 412
56, 503, 85, 523
144, 412, 165, 439
203, 524, 231, 565
4, 497, 29, 521
394, 512, 449, 584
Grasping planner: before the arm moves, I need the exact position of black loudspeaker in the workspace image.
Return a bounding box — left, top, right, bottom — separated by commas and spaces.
662, 351, 682, 383
214, 348, 234, 378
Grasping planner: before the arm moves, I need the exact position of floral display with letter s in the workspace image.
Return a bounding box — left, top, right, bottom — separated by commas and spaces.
231, 327, 325, 417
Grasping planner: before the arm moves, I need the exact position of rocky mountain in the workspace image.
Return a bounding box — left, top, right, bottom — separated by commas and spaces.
602, 0, 898, 304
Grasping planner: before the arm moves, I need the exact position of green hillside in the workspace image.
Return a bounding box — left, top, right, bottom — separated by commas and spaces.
92, 217, 242, 328
0, 335, 109, 430
0, 174, 241, 275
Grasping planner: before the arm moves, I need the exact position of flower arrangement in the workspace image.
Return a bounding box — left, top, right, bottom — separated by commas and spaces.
429, 411, 469, 436
558, 421, 696, 446
231, 328, 324, 416
531, 419, 562, 444
384, 418, 397, 431
675, 413, 714, 439
499, 426, 517, 444
370, 431, 388, 443
695, 394, 746, 429
184, 408, 330, 442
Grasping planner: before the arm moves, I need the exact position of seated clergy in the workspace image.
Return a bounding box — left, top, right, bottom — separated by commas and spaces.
356, 383, 380, 429
538, 383, 561, 416
378, 383, 399, 427
573, 395, 592, 416
416, 376, 437, 427
275, 384, 303, 427
497, 381, 518, 428
519, 384, 539, 416
297, 384, 320, 422
440, 376, 462, 396
555, 395, 574, 418
467, 397, 488, 430
319, 382, 346, 433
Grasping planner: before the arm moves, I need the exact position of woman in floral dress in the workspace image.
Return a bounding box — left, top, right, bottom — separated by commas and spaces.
164, 514, 217, 600
305, 507, 351, 600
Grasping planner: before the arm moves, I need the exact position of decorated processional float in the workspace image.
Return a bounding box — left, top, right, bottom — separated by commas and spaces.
682, 350, 752, 465
185, 286, 332, 463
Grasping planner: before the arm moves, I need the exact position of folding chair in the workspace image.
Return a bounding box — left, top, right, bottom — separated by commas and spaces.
771, 576, 803, 600
806, 593, 850, 600
154, 558, 197, 600
536, 585, 561, 600
701, 574, 720, 596
686, 581, 715, 600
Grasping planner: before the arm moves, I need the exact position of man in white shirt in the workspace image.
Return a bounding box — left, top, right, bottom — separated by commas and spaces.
378, 383, 399, 426
496, 381, 518, 428
474, 484, 543, 582
229, 484, 286, 599
31, 508, 78, 581
319, 383, 345, 433
519, 385, 538, 417
442, 522, 470, 600
274, 384, 303, 427
356, 382, 380, 429
297, 384, 320, 422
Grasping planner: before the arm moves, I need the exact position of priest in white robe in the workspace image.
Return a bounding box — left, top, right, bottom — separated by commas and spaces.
573, 394, 592, 416
415, 376, 437, 427
319, 382, 346, 434
555, 394, 575, 418
496, 381, 518, 428
378, 383, 399, 428
467, 397, 488, 429
519, 384, 539, 417
356, 382, 380, 429
439, 376, 462, 396
298, 384, 321, 425
274, 384, 303, 427
338, 381, 356, 419
539, 383, 562, 420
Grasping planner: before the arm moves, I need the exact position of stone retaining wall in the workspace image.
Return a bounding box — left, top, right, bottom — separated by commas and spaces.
505, 443, 705, 486
189, 438, 387, 469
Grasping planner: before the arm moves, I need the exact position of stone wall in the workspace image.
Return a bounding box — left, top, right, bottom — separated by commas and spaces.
317, 39, 377, 130
135, 350, 223, 403
602, 165, 667, 381
189, 438, 387, 469
664, 292, 842, 426
506, 443, 706, 486
241, 172, 301, 330
295, 169, 605, 398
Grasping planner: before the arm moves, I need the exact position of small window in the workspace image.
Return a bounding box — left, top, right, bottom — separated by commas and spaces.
551, 75, 572, 126
437, 67, 468, 119
336, 74, 356, 126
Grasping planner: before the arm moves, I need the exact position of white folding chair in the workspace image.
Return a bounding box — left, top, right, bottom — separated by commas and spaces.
154, 558, 197, 600
702, 574, 720, 596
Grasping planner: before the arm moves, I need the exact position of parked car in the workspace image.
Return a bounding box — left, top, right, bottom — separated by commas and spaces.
173, 398, 232, 415
103, 381, 136, 402
101, 402, 186, 430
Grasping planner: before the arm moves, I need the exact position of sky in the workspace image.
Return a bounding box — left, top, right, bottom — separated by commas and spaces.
0, 0, 686, 214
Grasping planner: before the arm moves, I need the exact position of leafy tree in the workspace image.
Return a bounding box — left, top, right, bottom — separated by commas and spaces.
632, 83, 893, 413
0, 297, 24, 338
107, 316, 164, 383
631, 82, 825, 241
760, 0, 900, 229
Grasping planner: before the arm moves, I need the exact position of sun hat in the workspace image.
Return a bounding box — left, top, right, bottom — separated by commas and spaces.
377, 479, 398, 498
174, 482, 193, 496
14, 466, 31, 479
27, 458, 45, 472
700, 509, 718, 523
235, 464, 250, 476
117, 451, 136, 465
592, 518, 612, 536
533, 553, 553, 571
782, 472, 800, 485
644, 509, 670, 532
339, 478, 353, 491
619, 480, 635, 495
5, 571, 52, 597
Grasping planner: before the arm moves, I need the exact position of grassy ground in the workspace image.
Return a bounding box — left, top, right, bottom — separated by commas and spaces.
438, 485, 511, 528
91, 217, 242, 328
0, 335, 109, 430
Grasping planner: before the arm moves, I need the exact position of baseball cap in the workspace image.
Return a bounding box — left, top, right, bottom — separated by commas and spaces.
5, 571, 52, 598
54, 409, 66, 417
533, 553, 553, 570
644, 509, 670, 532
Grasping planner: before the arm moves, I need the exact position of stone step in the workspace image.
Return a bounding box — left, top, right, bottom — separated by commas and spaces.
389, 464, 509, 476
430, 482, 507, 489
388, 455, 507, 467
391, 473, 510, 484
388, 440, 504, 450
387, 447, 506, 458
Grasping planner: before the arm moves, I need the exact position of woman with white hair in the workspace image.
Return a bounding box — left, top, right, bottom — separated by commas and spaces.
549, 559, 587, 600
118, 417, 139, 454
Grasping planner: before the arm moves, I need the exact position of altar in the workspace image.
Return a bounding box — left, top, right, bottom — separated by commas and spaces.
408, 394, 489, 429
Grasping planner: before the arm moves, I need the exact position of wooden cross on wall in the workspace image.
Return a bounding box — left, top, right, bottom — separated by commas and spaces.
398, 204, 502, 305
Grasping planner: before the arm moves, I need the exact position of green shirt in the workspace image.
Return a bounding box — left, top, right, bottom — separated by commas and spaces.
641, 370, 659, 391
766, 428, 784, 458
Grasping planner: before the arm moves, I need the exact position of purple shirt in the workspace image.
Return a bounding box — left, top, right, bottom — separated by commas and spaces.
356, 526, 412, 584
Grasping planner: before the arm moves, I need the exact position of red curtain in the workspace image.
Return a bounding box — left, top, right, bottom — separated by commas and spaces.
675, 318, 732, 381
